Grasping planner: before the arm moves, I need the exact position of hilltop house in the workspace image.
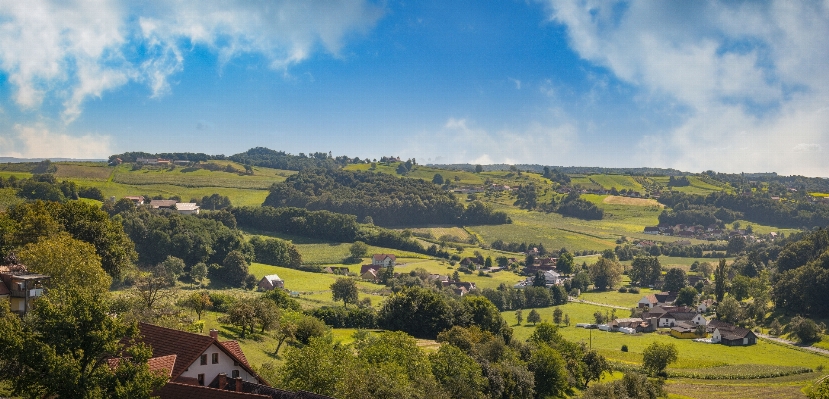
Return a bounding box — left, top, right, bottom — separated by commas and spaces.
371, 254, 396, 268
150, 200, 178, 210
124, 196, 145, 205
257, 275, 284, 291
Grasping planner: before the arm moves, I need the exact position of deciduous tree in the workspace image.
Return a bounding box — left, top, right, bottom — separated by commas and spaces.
331, 277, 359, 307
642, 342, 678, 377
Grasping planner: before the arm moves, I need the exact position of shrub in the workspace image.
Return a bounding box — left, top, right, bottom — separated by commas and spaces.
618, 287, 628, 293
621, 345, 628, 352
629, 287, 640, 294
209, 292, 237, 313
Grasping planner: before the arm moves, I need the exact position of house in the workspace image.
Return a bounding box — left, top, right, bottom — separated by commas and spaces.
0, 265, 49, 315
442, 281, 476, 292
697, 299, 715, 313
637, 292, 677, 309
371, 254, 396, 268
150, 200, 178, 210
610, 317, 655, 333
360, 265, 382, 275
708, 320, 757, 346
257, 275, 284, 291
361, 268, 380, 282
657, 311, 701, 328
670, 321, 706, 339
124, 196, 145, 205
643, 226, 660, 235
175, 202, 200, 215
117, 323, 271, 397
687, 275, 710, 286
638, 294, 658, 309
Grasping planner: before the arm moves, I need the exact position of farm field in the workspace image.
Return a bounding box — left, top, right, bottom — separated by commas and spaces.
54, 163, 114, 180
71, 180, 269, 207
247, 263, 386, 308
651, 176, 730, 195
391, 258, 525, 290
109, 162, 289, 189
588, 174, 646, 192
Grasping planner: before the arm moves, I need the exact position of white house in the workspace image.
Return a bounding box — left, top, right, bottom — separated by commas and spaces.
257, 274, 284, 291
372, 254, 396, 267
175, 202, 200, 215
697, 299, 715, 313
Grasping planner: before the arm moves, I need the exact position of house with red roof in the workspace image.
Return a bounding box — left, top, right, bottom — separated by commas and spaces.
371, 254, 396, 267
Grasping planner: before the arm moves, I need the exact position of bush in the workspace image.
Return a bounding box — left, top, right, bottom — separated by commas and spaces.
294, 316, 329, 345
209, 292, 237, 313
629, 287, 640, 294
621, 344, 628, 352
307, 306, 378, 329
618, 287, 628, 293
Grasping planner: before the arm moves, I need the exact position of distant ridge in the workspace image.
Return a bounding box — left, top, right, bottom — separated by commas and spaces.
427, 163, 688, 176
0, 157, 106, 163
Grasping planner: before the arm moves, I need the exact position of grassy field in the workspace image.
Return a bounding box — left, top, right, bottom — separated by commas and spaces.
54, 163, 114, 180
109, 162, 288, 190
391, 258, 525, 290
652, 176, 730, 195
588, 175, 646, 192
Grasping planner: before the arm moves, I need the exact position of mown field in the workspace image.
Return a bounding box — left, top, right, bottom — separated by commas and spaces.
651, 176, 730, 195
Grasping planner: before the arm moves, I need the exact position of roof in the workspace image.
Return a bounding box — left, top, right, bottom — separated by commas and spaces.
372, 254, 396, 261
709, 320, 756, 340
148, 354, 177, 377
150, 200, 178, 208
641, 294, 658, 304
662, 312, 698, 321
360, 265, 382, 274
157, 382, 270, 399
261, 274, 282, 283
134, 323, 263, 383
176, 203, 200, 211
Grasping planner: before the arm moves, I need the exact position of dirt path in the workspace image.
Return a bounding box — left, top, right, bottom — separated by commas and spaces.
756, 333, 829, 356
569, 297, 629, 310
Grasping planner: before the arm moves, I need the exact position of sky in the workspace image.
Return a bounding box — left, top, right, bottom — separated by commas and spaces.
0, 1, 828, 176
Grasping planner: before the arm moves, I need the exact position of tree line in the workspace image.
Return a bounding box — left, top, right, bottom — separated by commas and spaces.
263, 168, 510, 226
658, 191, 829, 228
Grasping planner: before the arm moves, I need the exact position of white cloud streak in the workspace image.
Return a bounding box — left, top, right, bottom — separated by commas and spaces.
0, 0, 383, 122
1, 124, 113, 159
547, 1, 829, 175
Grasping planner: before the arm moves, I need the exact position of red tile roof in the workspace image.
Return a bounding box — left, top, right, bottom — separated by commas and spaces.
148, 354, 177, 377
372, 254, 396, 261
156, 382, 270, 399
218, 341, 249, 367
136, 323, 215, 379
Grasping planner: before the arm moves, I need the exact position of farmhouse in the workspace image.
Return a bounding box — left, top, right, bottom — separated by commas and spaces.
610, 317, 655, 333
637, 292, 676, 308
361, 268, 380, 282
708, 320, 757, 346
150, 199, 178, 210
643, 226, 660, 235
0, 263, 49, 315
257, 274, 284, 291
371, 254, 396, 268
124, 196, 145, 205
175, 202, 200, 215
697, 299, 715, 313
670, 321, 707, 339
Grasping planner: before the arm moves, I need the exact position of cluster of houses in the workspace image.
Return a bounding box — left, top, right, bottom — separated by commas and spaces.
580, 291, 757, 346
359, 254, 478, 295
643, 224, 777, 242
122, 196, 201, 215
135, 157, 191, 166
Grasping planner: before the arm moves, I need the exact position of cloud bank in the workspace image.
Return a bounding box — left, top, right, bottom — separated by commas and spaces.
547, 1, 829, 175
0, 0, 383, 122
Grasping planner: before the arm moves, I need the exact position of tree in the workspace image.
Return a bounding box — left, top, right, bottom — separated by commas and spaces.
642, 342, 678, 377
582, 372, 664, 399
564, 313, 570, 326
475, 164, 483, 173
593, 311, 606, 324
0, 289, 167, 397
698, 261, 714, 278
675, 286, 698, 307
485, 256, 493, 268
789, 316, 823, 344
221, 250, 249, 287
190, 262, 208, 286
527, 309, 541, 325
331, 277, 359, 307
730, 275, 751, 301
222, 301, 257, 337
184, 291, 212, 320
17, 232, 112, 295
429, 344, 487, 399
531, 343, 569, 398
663, 268, 687, 292
629, 256, 661, 286
715, 258, 728, 302
717, 296, 740, 323
582, 350, 610, 387
516, 309, 524, 325
557, 251, 574, 275
253, 298, 281, 333
159, 255, 186, 285
274, 311, 302, 354
432, 174, 444, 184
727, 235, 747, 255
349, 241, 369, 260
588, 257, 623, 290
294, 315, 329, 345
553, 308, 563, 325
378, 287, 453, 339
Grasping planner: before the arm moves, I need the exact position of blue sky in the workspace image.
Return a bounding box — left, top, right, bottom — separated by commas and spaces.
0, 1, 828, 176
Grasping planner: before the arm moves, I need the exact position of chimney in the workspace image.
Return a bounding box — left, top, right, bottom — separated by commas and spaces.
235, 377, 243, 392
209, 329, 218, 339
218, 373, 227, 389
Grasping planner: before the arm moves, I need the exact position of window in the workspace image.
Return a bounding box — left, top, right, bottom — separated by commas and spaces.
232, 370, 239, 379
200, 354, 207, 365
233, 360, 239, 366
212, 353, 219, 364
197, 374, 205, 386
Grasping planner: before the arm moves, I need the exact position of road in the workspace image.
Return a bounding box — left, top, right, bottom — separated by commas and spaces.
568, 297, 629, 310
756, 333, 829, 356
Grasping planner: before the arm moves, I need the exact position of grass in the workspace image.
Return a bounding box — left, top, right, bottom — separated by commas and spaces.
395, 259, 525, 290
246, 263, 386, 308
110, 163, 286, 190
652, 176, 730, 196
68, 180, 269, 207
410, 226, 472, 241
588, 174, 646, 192
503, 302, 829, 371
54, 163, 114, 180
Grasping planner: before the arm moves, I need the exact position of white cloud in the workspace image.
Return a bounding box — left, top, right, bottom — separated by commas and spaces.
508, 77, 522, 89
546, 1, 829, 175
1, 124, 113, 159
406, 116, 578, 165
0, 0, 383, 122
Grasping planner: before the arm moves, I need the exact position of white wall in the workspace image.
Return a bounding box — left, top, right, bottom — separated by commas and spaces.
179, 343, 255, 385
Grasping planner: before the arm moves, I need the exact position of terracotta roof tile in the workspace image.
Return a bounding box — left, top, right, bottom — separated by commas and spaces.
148, 354, 177, 377
218, 341, 249, 367
136, 323, 215, 379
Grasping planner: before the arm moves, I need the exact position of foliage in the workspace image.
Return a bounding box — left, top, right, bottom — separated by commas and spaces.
17, 232, 112, 294
675, 286, 698, 307
378, 287, 454, 339
629, 256, 661, 286
263, 288, 301, 311
183, 291, 212, 320
349, 241, 368, 259
772, 229, 829, 317
294, 315, 329, 345
0, 290, 167, 398
263, 168, 508, 226
642, 342, 678, 377
200, 193, 232, 210
331, 277, 359, 307
589, 257, 623, 290
219, 250, 250, 287
429, 344, 487, 399
527, 309, 541, 325
715, 258, 728, 303
581, 372, 664, 399
249, 236, 302, 268
788, 315, 824, 344
556, 194, 604, 220
529, 343, 569, 399
663, 268, 687, 292
228, 147, 349, 171
307, 306, 378, 329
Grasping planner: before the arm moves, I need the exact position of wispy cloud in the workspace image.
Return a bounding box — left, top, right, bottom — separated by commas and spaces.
1, 124, 112, 159
0, 0, 383, 123
546, 1, 829, 175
